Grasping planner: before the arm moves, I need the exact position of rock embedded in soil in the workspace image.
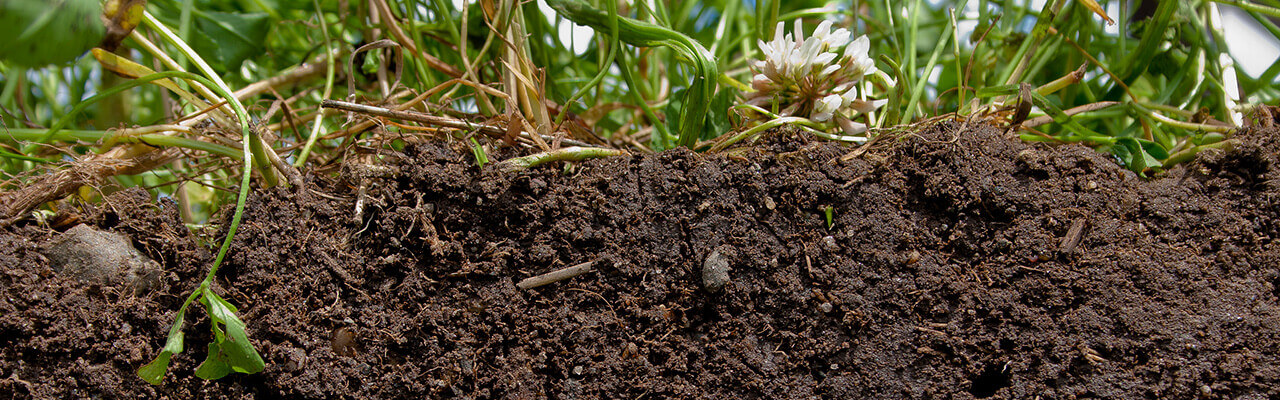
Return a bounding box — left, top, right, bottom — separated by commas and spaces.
43, 224, 160, 294
331, 327, 358, 357
282, 347, 308, 372
821, 235, 838, 251
702, 248, 732, 293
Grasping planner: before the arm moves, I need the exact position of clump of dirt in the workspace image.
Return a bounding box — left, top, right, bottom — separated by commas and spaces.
2, 121, 1278, 399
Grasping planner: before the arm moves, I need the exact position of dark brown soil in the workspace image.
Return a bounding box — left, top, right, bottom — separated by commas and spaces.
2, 122, 1279, 399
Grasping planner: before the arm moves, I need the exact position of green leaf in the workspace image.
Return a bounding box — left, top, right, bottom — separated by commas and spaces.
0, 0, 105, 67
665, 87, 685, 139
138, 352, 174, 385
1114, 137, 1165, 176
1138, 138, 1170, 160
469, 138, 488, 168
191, 11, 271, 72
1112, 139, 1134, 169
198, 289, 266, 376
194, 342, 233, 380
361, 54, 381, 75
662, 86, 733, 144
706, 89, 735, 138
975, 84, 1020, 98
161, 323, 186, 356
137, 301, 190, 385
1119, 0, 1179, 82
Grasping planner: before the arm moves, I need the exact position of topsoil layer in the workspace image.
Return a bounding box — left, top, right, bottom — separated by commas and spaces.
1, 121, 1278, 399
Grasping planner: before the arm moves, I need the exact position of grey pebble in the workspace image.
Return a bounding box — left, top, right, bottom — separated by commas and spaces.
44, 224, 161, 295
821, 235, 838, 251
702, 248, 732, 294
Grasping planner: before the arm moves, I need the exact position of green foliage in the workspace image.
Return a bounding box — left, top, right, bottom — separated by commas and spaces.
190, 10, 272, 71
0, 0, 105, 67
1111, 137, 1168, 177
547, 0, 718, 148
137, 306, 186, 385
136, 287, 264, 384
924, 0, 1265, 173
194, 289, 266, 379
470, 137, 489, 168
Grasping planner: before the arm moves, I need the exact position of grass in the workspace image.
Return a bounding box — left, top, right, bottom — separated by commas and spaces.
1, 0, 1277, 384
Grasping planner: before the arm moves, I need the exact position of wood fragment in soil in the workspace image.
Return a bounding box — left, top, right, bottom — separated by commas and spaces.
916, 326, 948, 338
517, 260, 597, 290
1080, 345, 1108, 365
1059, 217, 1089, 255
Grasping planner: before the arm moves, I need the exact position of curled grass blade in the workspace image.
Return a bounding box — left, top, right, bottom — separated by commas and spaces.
547, 0, 718, 149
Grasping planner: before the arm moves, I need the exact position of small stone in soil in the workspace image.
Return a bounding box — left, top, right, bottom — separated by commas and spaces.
43, 224, 161, 295
821, 235, 838, 251
284, 347, 308, 371
702, 248, 732, 294
332, 327, 358, 357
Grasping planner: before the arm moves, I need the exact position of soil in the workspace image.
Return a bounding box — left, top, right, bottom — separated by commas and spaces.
2, 121, 1278, 399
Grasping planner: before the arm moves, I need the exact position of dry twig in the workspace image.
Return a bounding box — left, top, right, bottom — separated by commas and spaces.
517, 260, 598, 290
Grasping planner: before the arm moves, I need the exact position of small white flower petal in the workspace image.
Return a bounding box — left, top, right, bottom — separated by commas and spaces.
752, 74, 774, 91
879, 72, 896, 87
780, 103, 800, 117
848, 35, 870, 57
826, 29, 851, 49
813, 52, 838, 66
841, 86, 859, 103
837, 117, 869, 136
812, 94, 844, 122
814, 20, 833, 41
798, 39, 822, 64
860, 59, 879, 76
773, 43, 791, 64
822, 93, 844, 108
850, 98, 888, 113
788, 52, 806, 74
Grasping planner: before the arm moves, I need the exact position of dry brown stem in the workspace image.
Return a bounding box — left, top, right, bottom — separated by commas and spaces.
0, 148, 179, 227
517, 261, 598, 290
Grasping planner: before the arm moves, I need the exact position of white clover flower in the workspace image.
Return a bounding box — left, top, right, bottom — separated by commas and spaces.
745, 20, 888, 136
813, 94, 844, 122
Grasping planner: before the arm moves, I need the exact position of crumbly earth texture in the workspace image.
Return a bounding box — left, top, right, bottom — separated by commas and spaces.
1, 121, 1278, 399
